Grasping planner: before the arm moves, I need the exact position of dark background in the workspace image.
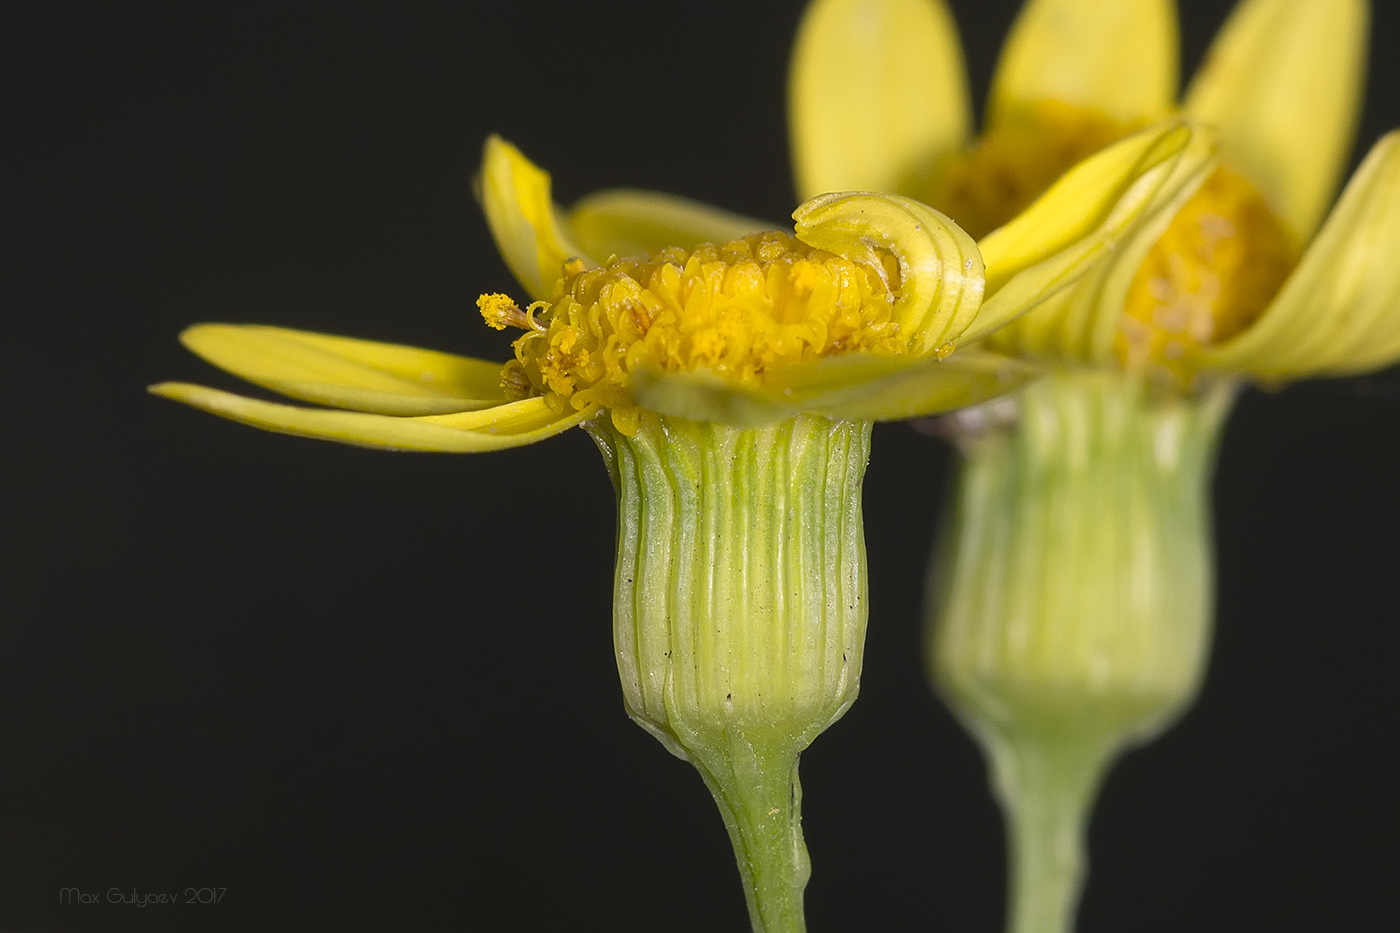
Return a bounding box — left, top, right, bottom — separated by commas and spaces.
6, 0, 1399, 929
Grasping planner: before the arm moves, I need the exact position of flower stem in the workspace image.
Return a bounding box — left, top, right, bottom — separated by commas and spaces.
696, 747, 810, 933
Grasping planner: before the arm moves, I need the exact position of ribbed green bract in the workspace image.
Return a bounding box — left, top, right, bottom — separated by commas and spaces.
931, 369, 1233, 742
588, 412, 872, 933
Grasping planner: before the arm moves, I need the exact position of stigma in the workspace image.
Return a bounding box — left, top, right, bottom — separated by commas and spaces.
480, 232, 905, 433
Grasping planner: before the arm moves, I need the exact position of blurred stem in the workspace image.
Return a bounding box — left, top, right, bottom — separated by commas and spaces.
989, 734, 1112, 933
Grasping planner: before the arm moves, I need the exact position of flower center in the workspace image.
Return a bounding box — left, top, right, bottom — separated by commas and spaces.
478, 231, 905, 434
929, 100, 1299, 386
1117, 166, 1298, 385
926, 100, 1131, 240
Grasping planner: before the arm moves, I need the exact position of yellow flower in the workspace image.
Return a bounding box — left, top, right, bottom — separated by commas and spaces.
151, 126, 1206, 446
791, 0, 1400, 389
151, 106, 1204, 931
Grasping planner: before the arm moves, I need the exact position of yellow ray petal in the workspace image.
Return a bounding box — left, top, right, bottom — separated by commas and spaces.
986, 126, 1218, 362
789, 0, 971, 200
793, 191, 984, 356
988, 0, 1177, 129
149, 383, 587, 452
566, 189, 774, 261
476, 135, 594, 300
179, 324, 507, 415
971, 121, 1212, 344
1183, 0, 1368, 242
1200, 132, 1400, 380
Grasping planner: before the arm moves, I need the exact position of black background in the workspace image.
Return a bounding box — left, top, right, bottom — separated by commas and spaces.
6, 1, 1399, 929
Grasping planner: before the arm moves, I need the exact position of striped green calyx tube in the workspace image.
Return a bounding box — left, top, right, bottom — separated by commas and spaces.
587, 412, 873, 933
927, 367, 1234, 933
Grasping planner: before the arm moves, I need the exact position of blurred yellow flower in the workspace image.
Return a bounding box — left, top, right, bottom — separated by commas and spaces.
791, 0, 1400, 390
791, 2, 1399, 932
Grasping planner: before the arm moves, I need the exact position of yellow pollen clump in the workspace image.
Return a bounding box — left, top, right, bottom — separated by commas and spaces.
926, 100, 1132, 240
477, 293, 539, 331
1118, 167, 1298, 386
480, 232, 905, 434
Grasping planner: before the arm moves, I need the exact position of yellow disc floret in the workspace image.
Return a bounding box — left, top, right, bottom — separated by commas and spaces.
480, 232, 905, 434
1118, 167, 1298, 386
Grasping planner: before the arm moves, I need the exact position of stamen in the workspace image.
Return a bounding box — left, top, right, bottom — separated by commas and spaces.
477, 293, 534, 331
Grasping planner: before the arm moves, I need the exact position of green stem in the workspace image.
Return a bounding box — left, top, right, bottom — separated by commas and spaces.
697, 748, 810, 933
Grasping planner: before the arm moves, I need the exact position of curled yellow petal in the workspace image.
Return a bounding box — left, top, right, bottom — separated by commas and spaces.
986, 125, 1218, 362
476, 135, 593, 300
972, 121, 1212, 345
1184, 0, 1368, 242
789, 0, 971, 200
566, 189, 773, 261
149, 383, 587, 452
1200, 132, 1400, 381
793, 191, 985, 356
989, 0, 1178, 129
179, 324, 507, 416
